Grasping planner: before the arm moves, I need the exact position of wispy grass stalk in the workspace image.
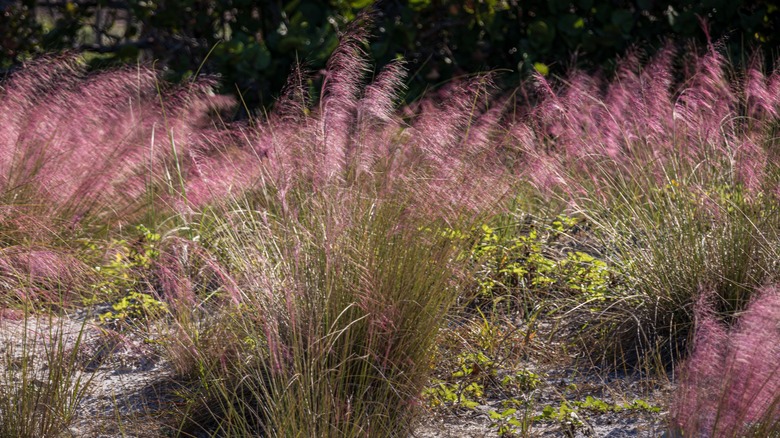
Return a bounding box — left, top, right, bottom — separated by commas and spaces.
0, 310, 96, 437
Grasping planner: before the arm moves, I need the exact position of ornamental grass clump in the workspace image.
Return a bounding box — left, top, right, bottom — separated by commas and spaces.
0, 313, 96, 438
502, 42, 780, 368
253, 17, 511, 219
671, 286, 780, 436
0, 52, 254, 308
0, 54, 247, 223
168, 188, 469, 437
0, 16, 514, 228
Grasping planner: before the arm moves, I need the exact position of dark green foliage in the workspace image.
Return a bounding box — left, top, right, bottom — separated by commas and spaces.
3, 1, 780, 108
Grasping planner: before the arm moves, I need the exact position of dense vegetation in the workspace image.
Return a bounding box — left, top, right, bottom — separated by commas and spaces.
4, 0, 780, 107
3, 13, 780, 437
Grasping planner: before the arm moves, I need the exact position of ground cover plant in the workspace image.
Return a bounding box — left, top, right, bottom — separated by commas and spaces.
2, 18, 780, 436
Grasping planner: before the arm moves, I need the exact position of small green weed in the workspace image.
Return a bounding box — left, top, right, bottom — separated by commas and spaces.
573, 395, 660, 414
84, 224, 167, 328
501, 369, 541, 392
98, 291, 168, 328
464, 215, 620, 315
537, 400, 581, 425
89, 224, 161, 298
489, 407, 530, 437
423, 379, 484, 409
423, 347, 541, 411
535, 396, 661, 434
424, 351, 493, 409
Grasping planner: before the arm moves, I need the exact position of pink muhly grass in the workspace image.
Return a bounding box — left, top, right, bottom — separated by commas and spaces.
674, 45, 737, 152
529, 72, 564, 143
0, 206, 56, 243
743, 53, 778, 121
767, 66, 780, 116
271, 63, 312, 125
260, 64, 314, 199
463, 94, 514, 157
8, 26, 780, 234
254, 30, 512, 218
601, 75, 636, 159
154, 250, 196, 308
529, 68, 627, 191
405, 75, 512, 214
412, 76, 493, 160
556, 70, 605, 159
0, 57, 258, 223
514, 43, 780, 204
353, 59, 407, 176
0, 247, 92, 304
0, 54, 82, 163
181, 127, 262, 209
672, 286, 780, 436
733, 136, 769, 195
358, 59, 407, 125
508, 121, 537, 155
318, 16, 372, 182
602, 46, 676, 160
357, 288, 401, 372
639, 42, 677, 148
153, 236, 243, 308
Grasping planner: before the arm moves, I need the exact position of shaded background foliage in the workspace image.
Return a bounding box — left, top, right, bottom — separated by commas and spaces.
2, 0, 780, 109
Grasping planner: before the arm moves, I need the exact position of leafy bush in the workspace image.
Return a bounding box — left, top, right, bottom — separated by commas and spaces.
4, 1, 780, 107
